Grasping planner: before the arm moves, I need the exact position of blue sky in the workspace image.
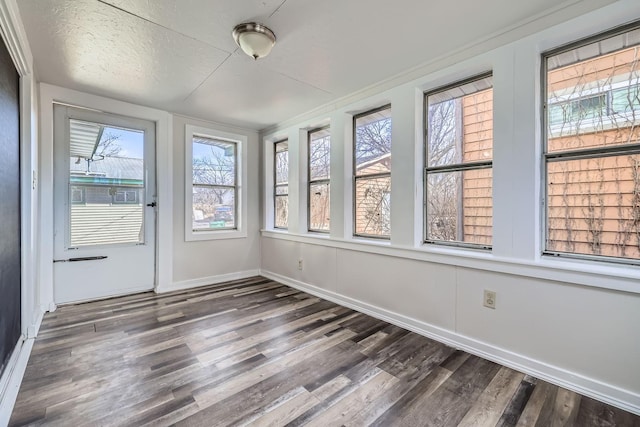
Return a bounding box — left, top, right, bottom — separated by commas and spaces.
101, 126, 144, 159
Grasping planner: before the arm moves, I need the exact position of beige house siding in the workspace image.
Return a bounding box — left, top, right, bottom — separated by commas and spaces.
70, 204, 143, 247
462, 89, 493, 245
354, 157, 391, 236
546, 46, 640, 258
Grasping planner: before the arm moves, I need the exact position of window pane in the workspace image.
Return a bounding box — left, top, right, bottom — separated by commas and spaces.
354, 175, 390, 237
309, 182, 330, 231
426, 77, 493, 167
426, 169, 492, 245
611, 84, 640, 114
275, 195, 288, 228
274, 140, 289, 229
71, 187, 84, 203
547, 33, 640, 150
546, 154, 640, 260
192, 186, 235, 230
309, 129, 330, 180
193, 137, 236, 186
275, 143, 289, 184
355, 107, 391, 174
69, 124, 145, 247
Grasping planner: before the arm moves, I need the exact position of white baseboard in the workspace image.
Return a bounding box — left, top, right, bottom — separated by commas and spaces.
260, 269, 640, 416
157, 270, 261, 294
0, 337, 35, 426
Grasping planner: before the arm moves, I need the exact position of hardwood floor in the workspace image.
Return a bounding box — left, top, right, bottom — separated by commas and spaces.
8, 276, 640, 426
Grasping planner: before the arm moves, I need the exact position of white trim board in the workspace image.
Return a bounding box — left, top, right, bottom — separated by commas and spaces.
260, 269, 640, 416
157, 270, 261, 294
0, 0, 32, 76
0, 337, 34, 426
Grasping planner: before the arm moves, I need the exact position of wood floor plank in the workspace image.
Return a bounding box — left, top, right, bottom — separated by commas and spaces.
303, 368, 399, 426
244, 387, 320, 427
496, 377, 537, 427
457, 367, 525, 427
8, 276, 640, 427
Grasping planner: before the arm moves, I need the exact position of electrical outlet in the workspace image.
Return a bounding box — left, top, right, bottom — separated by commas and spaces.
483, 290, 496, 309
298, 259, 303, 270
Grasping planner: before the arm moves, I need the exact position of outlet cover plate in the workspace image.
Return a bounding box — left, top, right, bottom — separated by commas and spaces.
483, 290, 496, 309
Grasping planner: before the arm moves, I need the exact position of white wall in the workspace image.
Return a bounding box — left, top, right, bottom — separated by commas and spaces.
171, 115, 261, 288
260, 0, 640, 415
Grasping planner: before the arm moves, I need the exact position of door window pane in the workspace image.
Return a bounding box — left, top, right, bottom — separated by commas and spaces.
68, 121, 145, 247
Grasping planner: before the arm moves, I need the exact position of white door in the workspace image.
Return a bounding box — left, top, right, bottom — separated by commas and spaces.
53, 105, 156, 304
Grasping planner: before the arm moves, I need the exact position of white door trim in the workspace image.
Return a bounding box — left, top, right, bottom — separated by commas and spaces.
39, 83, 173, 311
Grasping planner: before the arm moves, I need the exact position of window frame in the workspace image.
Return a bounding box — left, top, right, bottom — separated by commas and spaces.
353, 104, 392, 240
307, 126, 331, 233
274, 139, 289, 230
541, 21, 640, 266
423, 72, 494, 250
185, 124, 247, 241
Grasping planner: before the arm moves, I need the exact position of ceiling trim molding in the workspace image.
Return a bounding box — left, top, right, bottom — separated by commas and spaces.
259, 0, 618, 135
0, 0, 32, 76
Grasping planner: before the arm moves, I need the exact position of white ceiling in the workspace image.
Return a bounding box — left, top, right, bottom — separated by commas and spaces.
18, 0, 615, 130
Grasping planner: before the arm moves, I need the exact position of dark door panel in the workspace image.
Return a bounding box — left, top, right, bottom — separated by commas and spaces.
0, 35, 21, 375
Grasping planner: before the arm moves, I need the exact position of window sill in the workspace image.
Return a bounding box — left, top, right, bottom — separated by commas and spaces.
260, 230, 640, 294
186, 229, 247, 242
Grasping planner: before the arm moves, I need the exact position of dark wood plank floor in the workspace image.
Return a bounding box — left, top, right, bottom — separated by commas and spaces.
8, 276, 640, 426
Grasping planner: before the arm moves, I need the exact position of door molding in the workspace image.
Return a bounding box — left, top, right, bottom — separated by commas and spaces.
0, 0, 37, 420
0, 0, 32, 76
39, 84, 173, 310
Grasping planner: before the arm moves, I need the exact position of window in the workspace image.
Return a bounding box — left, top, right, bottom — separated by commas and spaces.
354, 106, 392, 238
425, 74, 493, 248
71, 186, 84, 203
274, 140, 289, 229
113, 189, 138, 204
185, 124, 246, 241
308, 127, 331, 232
544, 24, 640, 262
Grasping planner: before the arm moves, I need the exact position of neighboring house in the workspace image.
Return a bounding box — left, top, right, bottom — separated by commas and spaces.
68, 156, 144, 247
426, 87, 493, 246
460, 88, 493, 246
442, 45, 640, 258
546, 45, 640, 259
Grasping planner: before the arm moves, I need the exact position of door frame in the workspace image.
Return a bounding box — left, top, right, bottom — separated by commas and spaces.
39, 84, 173, 311
52, 104, 158, 303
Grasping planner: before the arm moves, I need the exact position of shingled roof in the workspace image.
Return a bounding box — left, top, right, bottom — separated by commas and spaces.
69, 156, 144, 181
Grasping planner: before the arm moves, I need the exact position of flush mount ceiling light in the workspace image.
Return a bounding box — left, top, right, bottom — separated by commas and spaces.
232, 22, 276, 60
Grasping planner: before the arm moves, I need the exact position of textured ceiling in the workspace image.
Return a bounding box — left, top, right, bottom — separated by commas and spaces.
18, 0, 615, 130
